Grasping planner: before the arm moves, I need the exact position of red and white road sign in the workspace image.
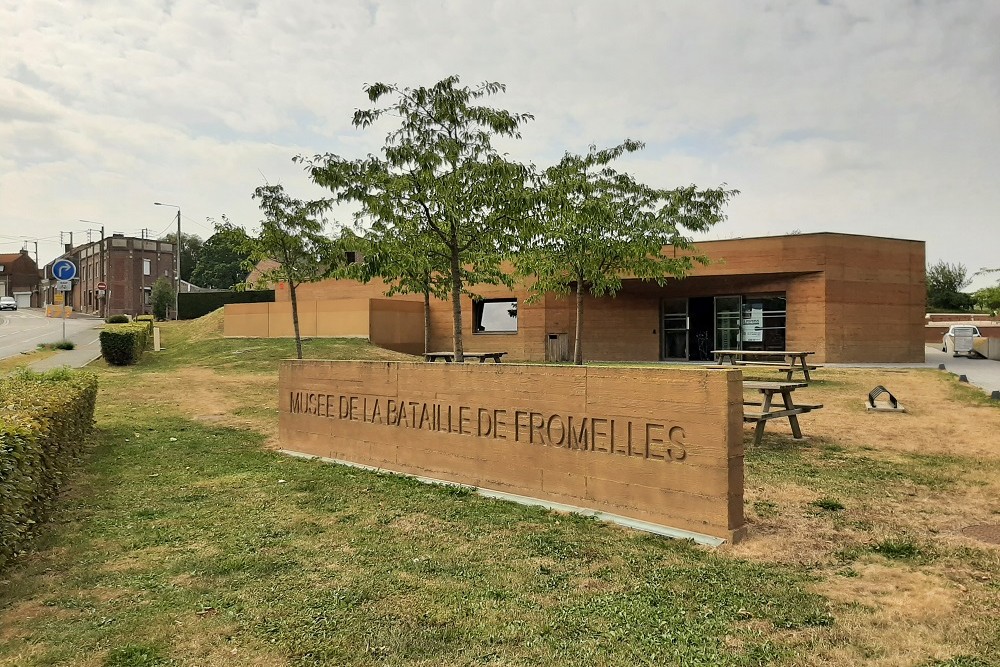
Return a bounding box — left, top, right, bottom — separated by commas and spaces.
97, 281, 108, 291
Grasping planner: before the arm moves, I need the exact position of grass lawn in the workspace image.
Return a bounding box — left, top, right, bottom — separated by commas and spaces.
2, 311, 998, 666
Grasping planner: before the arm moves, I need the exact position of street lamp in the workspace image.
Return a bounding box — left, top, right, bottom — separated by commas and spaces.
154, 202, 181, 320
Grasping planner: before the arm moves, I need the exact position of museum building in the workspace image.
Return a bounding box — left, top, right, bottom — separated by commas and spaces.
230, 232, 926, 364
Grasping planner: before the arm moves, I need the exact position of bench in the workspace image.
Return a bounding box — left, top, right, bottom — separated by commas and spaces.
733, 360, 822, 381
742, 380, 823, 445
425, 351, 508, 363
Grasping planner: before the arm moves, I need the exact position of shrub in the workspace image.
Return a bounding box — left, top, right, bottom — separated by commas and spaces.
135, 314, 154, 323
151, 277, 174, 320
100, 323, 151, 365
106, 314, 130, 324
0, 369, 98, 569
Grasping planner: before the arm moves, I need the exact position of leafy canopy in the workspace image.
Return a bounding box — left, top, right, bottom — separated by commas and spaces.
190, 222, 252, 290
299, 76, 535, 359
520, 140, 735, 300
926, 260, 974, 311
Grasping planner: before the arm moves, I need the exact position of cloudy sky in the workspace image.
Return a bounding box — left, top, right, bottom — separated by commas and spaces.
2, 0, 997, 289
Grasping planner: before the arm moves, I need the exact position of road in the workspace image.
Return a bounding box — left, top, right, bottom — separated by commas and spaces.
0, 309, 102, 360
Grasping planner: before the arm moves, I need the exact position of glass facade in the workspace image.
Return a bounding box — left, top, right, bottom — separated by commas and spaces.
661, 292, 788, 359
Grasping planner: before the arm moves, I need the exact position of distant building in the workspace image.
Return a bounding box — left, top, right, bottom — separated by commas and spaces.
0, 250, 41, 308
42, 235, 176, 317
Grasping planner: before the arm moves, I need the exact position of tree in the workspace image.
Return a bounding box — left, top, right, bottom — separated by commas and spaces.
190, 222, 253, 290
517, 141, 736, 364
237, 184, 343, 360
160, 232, 203, 283
150, 277, 174, 320
300, 76, 534, 362
974, 285, 1000, 316
926, 261, 974, 311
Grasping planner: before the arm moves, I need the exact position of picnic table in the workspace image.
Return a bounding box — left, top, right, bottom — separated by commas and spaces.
742, 380, 823, 445
424, 351, 508, 363
711, 349, 820, 382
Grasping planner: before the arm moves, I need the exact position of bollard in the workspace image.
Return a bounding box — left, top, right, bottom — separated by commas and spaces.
938, 363, 946, 370
991, 391, 999, 401
958, 375, 969, 383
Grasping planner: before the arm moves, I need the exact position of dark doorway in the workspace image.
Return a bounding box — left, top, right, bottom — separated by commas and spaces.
688, 297, 714, 361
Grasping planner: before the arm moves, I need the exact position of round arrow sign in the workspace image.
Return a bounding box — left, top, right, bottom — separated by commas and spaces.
52, 258, 77, 281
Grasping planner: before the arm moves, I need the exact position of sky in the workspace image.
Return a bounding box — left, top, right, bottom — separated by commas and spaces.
1, 0, 997, 290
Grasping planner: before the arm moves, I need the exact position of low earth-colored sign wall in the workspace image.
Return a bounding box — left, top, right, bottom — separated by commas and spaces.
279, 361, 746, 543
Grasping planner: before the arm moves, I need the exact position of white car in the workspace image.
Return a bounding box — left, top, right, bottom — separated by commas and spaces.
941, 325, 980, 352
0, 296, 16, 311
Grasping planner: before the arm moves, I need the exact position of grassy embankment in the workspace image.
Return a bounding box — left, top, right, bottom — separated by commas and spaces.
1, 310, 998, 666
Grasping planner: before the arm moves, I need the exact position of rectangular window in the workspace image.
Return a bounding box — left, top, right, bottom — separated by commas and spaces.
473, 299, 518, 334
741, 294, 787, 351
143, 259, 151, 276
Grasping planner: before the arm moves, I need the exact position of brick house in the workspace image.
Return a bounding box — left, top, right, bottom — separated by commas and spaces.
42, 235, 176, 317
0, 250, 41, 308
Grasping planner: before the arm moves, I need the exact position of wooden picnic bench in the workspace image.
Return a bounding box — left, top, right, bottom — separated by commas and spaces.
711, 349, 822, 382
742, 380, 823, 445
424, 351, 508, 363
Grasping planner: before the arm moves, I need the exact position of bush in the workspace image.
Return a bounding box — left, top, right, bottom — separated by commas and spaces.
54, 340, 76, 350
0, 368, 98, 569
135, 315, 154, 323
106, 314, 130, 324
100, 322, 151, 365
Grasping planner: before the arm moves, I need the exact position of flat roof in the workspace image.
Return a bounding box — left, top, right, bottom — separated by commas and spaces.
696, 231, 924, 245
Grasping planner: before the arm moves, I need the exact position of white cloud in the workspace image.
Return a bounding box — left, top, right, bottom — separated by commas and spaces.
0, 0, 997, 288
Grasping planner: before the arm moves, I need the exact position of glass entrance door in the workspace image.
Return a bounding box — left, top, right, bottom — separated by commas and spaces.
714, 296, 742, 351
661, 299, 688, 359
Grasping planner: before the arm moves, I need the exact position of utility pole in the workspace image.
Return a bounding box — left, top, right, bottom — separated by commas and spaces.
154, 203, 182, 320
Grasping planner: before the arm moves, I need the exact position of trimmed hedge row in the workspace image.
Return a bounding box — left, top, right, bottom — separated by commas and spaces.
100, 321, 152, 365
178, 289, 274, 320
1, 369, 98, 569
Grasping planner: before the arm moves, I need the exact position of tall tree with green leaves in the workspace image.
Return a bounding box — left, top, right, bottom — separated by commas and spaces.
517, 141, 736, 364
160, 232, 203, 283
926, 261, 973, 311
299, 76, 534, 362
190, 221, 253, 290
237, 185, 342, 359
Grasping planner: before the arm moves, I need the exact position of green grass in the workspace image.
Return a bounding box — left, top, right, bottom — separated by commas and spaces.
131, 322, 414, 374
1, 411, 832, 666
746, 436, 982, 499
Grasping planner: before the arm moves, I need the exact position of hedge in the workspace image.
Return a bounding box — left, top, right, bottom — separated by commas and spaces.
1, 368, 98, 569
100, 322, 152, 365
105, 314, 129, 324
178, 290, 274, 320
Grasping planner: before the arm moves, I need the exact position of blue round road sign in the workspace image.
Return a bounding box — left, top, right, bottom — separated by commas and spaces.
52, 258, 77, 281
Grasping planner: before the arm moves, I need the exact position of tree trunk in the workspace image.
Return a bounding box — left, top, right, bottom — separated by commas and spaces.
449, 238, 464, 363
573, 280, 585, 365
290, 282, 303, 360
423, 285, 431, 354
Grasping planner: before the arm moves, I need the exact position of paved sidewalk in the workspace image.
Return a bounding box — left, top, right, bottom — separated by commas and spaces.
28, 322, 104, 372
924, 345, 1000, 397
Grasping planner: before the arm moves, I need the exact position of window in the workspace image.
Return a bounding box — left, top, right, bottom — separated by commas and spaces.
741, 294, 786, 351
143, 259, 151, 276
473, 299, 518, 333
345, 251, 357, 264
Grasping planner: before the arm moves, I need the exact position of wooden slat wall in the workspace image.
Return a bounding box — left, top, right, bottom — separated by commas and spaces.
280, 361, 746, 543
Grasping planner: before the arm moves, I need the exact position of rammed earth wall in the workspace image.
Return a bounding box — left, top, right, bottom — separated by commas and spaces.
279, 361, 746, 543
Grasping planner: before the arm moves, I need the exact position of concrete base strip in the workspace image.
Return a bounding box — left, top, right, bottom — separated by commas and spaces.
277, 449, 727, 547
